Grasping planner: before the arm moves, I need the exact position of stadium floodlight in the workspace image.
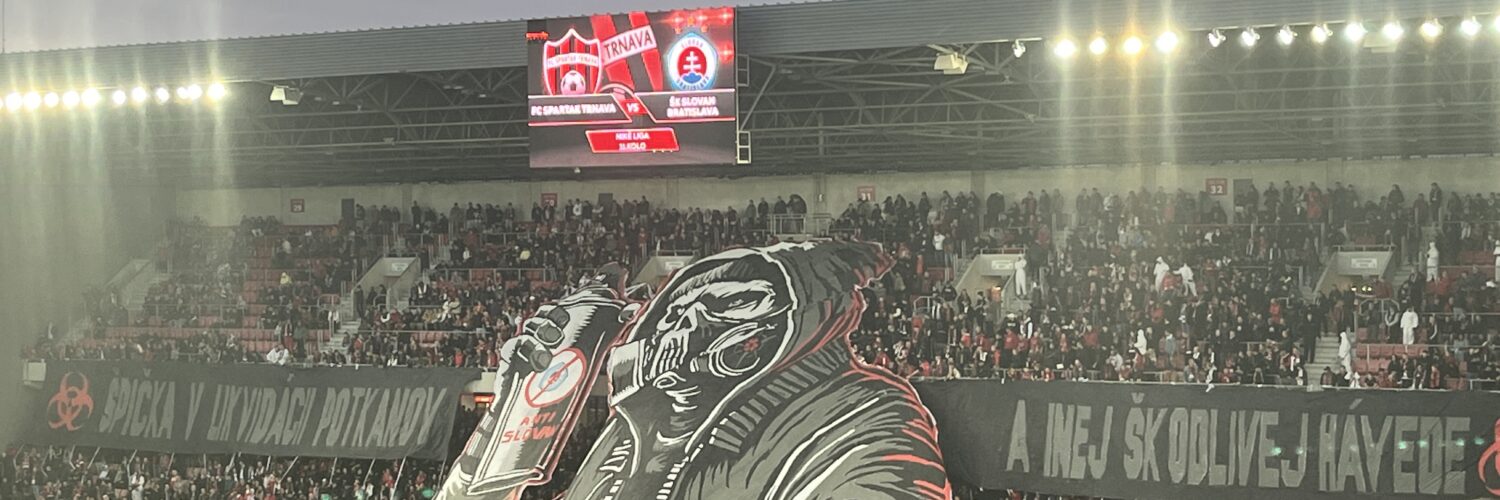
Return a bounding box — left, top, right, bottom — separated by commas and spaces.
933, 52, 968, 74
1239, 27, 1261, 47
1155, 31, 1179, 53
1310, 24, 1331, 44
1277, 25, 1296, 45
1420, 19, 1443, 39
1461, 17, 1482, 37
4, 92, 20, 111
1052, 39, 1078, 58
23, 92, 41, 110
81, 89, 101, 107
206, 83, 228, 100
43, 92, 59, 108
112, 90, 128, 106
176, 85, 203, 101
154, 87, 171, 103
1089, 36, 1108, 55
61, 91, 79, 108
130, 87, 149, 104
1344, 22, 1368, 42
1382, 21, 1404, 41
1207, 29, 1227, 48
1122, 36, 1144, 55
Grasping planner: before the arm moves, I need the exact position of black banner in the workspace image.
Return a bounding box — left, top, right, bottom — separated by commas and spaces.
914, 380, 1500, 500
30, 361, 477, 460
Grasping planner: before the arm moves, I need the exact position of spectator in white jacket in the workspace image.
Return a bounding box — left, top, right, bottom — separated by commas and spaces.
266, 344, 290, 365
1400, 307, 1419, 345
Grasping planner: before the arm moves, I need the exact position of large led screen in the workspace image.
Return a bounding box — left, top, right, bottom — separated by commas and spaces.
527, 8, 737, 168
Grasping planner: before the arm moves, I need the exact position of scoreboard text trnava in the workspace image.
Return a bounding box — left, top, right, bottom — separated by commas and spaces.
527, 8, 738, 168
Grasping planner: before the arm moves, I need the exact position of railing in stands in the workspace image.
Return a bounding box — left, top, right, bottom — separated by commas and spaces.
426, 267, 558, 284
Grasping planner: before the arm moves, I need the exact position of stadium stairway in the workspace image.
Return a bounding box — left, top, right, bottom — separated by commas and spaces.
325, 290, 361, 355
1306, 334, 1344, 384
118, 260, 166, 313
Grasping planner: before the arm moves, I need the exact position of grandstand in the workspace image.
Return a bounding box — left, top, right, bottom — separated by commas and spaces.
6, 1, 1500, 499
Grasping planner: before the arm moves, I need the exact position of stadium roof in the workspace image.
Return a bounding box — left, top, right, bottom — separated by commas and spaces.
0, 0, 1485, 86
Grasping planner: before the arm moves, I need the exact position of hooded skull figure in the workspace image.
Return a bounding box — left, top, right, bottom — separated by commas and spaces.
569, 242, 950, 500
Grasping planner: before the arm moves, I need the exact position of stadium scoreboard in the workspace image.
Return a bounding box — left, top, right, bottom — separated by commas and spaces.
527, 8, 738, 168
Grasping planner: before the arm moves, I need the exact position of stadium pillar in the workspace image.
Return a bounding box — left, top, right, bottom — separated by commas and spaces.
400, 184, 415, 225
813, 174, 828, 213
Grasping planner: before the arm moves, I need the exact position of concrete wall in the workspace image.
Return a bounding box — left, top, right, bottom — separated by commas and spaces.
176, 158, 1500, 225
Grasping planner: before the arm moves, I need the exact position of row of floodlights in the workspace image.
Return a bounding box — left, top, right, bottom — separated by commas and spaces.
1, 83, 228, 112
1016, 17, 1496, 59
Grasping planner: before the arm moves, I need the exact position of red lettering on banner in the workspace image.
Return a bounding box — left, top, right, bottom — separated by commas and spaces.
586, 128, 681, 153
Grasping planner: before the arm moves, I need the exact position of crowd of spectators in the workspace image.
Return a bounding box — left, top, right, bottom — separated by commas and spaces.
416, 195, 790, 282
848, 193, 1321, 386
0, 401, 613, 500
37, 182, 1500, 388
24, 330, 264, 364
22, 182, 1500, 500
1, 404, 491, 500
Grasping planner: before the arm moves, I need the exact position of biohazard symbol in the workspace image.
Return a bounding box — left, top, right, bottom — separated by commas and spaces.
1479, 418, 1500, 495
46, 372, 93, 432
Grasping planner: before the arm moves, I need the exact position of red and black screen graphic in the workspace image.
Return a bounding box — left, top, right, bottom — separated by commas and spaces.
527, 8, 737, 168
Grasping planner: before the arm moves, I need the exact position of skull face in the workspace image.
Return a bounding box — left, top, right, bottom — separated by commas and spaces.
607, 253, 793, 443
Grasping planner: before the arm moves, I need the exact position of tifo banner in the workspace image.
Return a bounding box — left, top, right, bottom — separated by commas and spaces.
441, 243, 951, 499
914, 380, 1500, 500
31, 361, 477, 460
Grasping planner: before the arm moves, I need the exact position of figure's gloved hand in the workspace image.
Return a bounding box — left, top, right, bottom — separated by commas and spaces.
442, 264, 638, 500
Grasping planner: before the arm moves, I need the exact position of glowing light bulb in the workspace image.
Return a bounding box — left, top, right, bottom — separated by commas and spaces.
1052, 39, 1078, 58
1382, 21, 1405, 41
1155, 31, 1179, 53
1310, 24, 1330, 44
1344, 23, 1367, 42
1088, 36, 1108, 55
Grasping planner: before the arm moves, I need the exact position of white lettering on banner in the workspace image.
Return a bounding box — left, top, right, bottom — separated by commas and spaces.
531, 104, 619, 117
1012, 402, 1477, 493
1006, 399, 1030, 472
54, 367, 466, 461
600, 26, 657, 65
1042, 403, 1113, 480
542, 52, 602, 70
98, 377, 176, 440
666, 94, 721, 119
